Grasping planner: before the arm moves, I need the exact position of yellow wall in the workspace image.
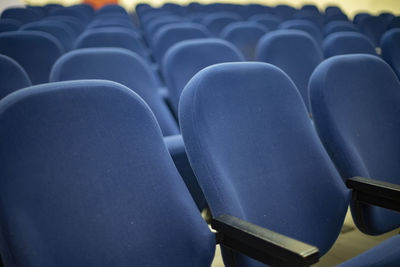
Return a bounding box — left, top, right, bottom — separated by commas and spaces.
22, 0, 400, 16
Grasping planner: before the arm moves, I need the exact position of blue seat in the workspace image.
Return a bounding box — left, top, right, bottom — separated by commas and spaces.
87, 16, 137, 30
162, 38, 244, 115
220, 21, 268, 60
96, 4, 128, 16
279, 19, 323, 44
179, 61, 400, 267
359, 16, 387, 47
381, 29, 400, 78
144, 16, 183, 42
293, 10, 324, 29
1, 7, 42, 24
50, 48, 178, 137
50, 6, 91, 24
353, 12, 371, 25
151, 22, 211, 63
0, 79, 215, 266
45, 16, 84, 36
20, 21, 76, 51
202, 12, 242, 36
388, 17, 400, 30
0, 31, 64, 85
274, 4, 297, 20
0, 54, 31, 100
323, 21, 359, 37
74, 27, 150, 62
256, 29, 323, 111
322, 32, 377, 58
247, 14, 281, 30
0, 18, 21, 33
309, 54, 400, 235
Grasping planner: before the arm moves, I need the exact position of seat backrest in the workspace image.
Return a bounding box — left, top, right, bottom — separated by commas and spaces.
0, 31, 64, 85
50, 6, 91, 24
323, 21, 359, 37
359, 16, 387, 47
145, 16, 183, 42
45, 15, 84, 36
202, 12, 242, 36
279, 19, 323, 44
220, 21, 268, 60
20, 21, 76, 51
256, 29, 323, 111
247, 14, 281, 30
152, 22, 211, 63
162, 38, 244, 115
1, 7, 42, 24
381, 29, 400, 78
179, 62, 349, 262
0, 54, 31, 100
387, 17, 400, 30
309, 54, 400, 235
97, 4, 127, 16
0, 79, 215, 266
0, 18, 21, 33
274, 4, 297, 20
322, 32, 377, 58
50, 48, 179, 136
74, 27, 149, 61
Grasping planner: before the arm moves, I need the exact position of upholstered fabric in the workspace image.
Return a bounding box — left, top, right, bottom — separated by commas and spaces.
359, 16, 386, 47
0, 31, 64, 85
279, 19, 323, 44
0, 19, 21, 33
256, 29, 323, 111
247, 14, 281, 30
220, 21, 268, 60
179, 62, 349, 265
309, 54, 400, 234
0, 80, 215, 266
1, 7, 42, 24
74, 27, 149, 61
202, 12, 242, 36
20, 21, 76, 51
381, 29, 400, 78
162, 38, 244, 115
151, 22, 211, 63
323, 21, 359, 37
322, 32, 377, 58
0, 54, 31, 100
50, 48, 178, 136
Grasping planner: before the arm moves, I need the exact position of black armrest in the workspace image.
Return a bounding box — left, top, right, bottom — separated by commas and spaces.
346, 176, 400, 212
212, 214, 319, 267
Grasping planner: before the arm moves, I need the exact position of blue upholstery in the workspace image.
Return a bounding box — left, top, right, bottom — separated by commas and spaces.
359, 16, 387, 47
50, 6, 91, 24
164, 135, 207, 210
279, 19, 323, 44
50, 48, 178, 136
97, 4, 128, 16
220, 21, 268, 60
202, 12, 242, 36
274, 4, 297, 20
0, 19, 21, 33
74, 27, 149, 61
179, 62, 349, 265
20, 21, 76, 51
162, 38, 244, 115
338, 235, 400, 267
0, 54, 31, 100
323, 21, 359, 37
45, 16, 84, 36
151, 22, 211, 63
1, 8, 42, 24
0, 79, 215, 266
388, 17, 400, 30
309, 54, 400, 235
0, 31, 63, 85
322, 32, 377, 58
247, 14, 281, 30
381, 29, 400, 78
353, 12, 371, 25
145, 16, 183, 42
87, 16, 137, 30
256, 29, 323, 110
293, 10, 324, 29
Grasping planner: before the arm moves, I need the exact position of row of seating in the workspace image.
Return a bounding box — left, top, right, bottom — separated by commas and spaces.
0, 54, 399, 266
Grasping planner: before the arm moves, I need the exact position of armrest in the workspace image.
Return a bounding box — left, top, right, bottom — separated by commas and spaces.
212, 214, 319, 267
346, 176, 400, 212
